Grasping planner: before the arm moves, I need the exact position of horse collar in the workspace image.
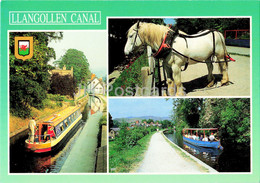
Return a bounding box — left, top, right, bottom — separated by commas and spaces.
153, 31, 176, 59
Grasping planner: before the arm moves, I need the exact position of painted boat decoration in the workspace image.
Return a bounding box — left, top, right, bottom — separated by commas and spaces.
182, 128, 223, 149
25, 106, 82, 153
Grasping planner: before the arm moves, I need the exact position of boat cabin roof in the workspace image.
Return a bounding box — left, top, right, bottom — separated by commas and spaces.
41, 106, 80, 126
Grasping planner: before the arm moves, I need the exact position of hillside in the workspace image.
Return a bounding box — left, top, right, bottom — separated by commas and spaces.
114, 116, 171, 123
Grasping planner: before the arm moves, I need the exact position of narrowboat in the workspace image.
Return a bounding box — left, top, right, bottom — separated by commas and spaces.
182, 128, 223, 149
25, 106, 82, 153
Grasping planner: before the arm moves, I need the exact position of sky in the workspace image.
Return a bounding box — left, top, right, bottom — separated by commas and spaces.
48, 31, 107, 78
109, 98, 173, 119
163, 18, 176, 25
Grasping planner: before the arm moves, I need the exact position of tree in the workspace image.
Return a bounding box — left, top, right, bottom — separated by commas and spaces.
9, 32, 63, 118
49, 73, 77, 98
175, 18, 250, 35
54, 49, 91, 84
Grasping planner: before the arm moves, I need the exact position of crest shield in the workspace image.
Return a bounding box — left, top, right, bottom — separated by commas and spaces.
15, 37, 33, 61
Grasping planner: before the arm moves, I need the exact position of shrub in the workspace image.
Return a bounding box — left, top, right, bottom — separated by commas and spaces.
115, 124, 157, 150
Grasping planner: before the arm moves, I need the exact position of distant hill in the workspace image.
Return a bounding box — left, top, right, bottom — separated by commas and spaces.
113, 116, 171, 123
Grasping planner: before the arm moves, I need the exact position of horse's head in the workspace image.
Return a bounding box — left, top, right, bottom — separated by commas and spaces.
124, 21, 144, 56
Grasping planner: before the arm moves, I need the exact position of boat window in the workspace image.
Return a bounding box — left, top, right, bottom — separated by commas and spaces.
55, 123, 63, 137
60, 122, 64, 131
68, 117, 72, 124
64, 119, 68, 127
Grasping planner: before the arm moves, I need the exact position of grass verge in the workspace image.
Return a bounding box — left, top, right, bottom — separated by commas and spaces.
109, 132, 155, 173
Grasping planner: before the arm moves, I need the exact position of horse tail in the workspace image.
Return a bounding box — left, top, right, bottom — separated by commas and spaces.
216, 31, 229, 59
215, 31, 228, 73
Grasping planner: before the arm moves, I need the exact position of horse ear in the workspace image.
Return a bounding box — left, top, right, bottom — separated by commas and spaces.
137, 21, 140, 28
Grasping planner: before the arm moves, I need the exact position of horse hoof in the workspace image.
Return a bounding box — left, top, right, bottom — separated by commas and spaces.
207, 80, 215, 88
221, 80, 229, 86
176, 92, 186, 96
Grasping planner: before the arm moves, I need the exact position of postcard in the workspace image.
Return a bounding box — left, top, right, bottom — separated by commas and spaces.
1, 1, 259, 183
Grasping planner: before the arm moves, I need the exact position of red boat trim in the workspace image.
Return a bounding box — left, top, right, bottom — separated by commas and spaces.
34, 147, 51, 153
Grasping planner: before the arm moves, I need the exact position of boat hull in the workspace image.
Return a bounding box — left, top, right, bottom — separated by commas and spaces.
183, 136, 221, 149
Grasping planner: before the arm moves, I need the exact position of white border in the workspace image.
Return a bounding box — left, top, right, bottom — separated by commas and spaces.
9, 11, 101, 25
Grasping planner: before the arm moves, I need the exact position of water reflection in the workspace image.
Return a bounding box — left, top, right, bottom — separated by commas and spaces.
164, 132, 222, 170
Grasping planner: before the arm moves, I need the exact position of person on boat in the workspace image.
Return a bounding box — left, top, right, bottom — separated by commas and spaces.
209, 133, 215, 141
195, 134, 199, 141
192, 134, 196, 140
44, 126, 56, 141
28, 117, 37, 143
199, 135, 203, 141
203, 136, 208, 141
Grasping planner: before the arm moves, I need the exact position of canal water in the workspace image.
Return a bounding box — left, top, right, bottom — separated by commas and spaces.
10, 96, 100, 173
164, 131, 250, 172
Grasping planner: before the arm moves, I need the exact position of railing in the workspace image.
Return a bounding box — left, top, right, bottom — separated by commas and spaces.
224, 29, 249, 39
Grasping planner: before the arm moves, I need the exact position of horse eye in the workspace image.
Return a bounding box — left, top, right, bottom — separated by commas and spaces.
129, 35, 133, 38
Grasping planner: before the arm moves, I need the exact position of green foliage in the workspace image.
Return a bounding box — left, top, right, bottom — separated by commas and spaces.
9, 32, 63, 118
82, 105, 89, 121
173, 98, 203, 128
49, 73, 78, 98
109, 54, 149, 96
43, 94, 67, 108
109, 132, 155, 173
54, 49, 91, 84
160, 119, 173, 129
114, 122, 157, 151
99, 114, 107, 126
175, 18, 250, 35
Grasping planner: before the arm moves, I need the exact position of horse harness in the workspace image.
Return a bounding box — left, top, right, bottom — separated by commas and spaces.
152, 29, 235, 71
131, 24, 235, 71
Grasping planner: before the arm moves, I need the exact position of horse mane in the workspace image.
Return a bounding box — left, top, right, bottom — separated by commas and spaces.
127, 22, 189, 49
128, 22, 172, 49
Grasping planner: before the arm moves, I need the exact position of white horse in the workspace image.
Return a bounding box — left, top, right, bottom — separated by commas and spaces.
124, 22, 230, 96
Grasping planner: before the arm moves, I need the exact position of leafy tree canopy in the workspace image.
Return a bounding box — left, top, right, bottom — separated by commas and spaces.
175, 18, 250, 35
54, 49, 91, 84
9, 32, 63, 118
49, 73, 77, 98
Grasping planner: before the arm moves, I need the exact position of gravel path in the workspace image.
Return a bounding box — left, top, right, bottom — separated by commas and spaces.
136, 132, 208, 173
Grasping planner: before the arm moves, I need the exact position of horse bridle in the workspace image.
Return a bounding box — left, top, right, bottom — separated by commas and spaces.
131, 22, 144, 53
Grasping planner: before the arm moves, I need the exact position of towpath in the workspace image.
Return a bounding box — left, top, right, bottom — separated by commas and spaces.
136, 132, 217, 173
60, 111, 102, 173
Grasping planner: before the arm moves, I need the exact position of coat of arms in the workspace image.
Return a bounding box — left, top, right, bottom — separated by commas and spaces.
15, 37, 33, 61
